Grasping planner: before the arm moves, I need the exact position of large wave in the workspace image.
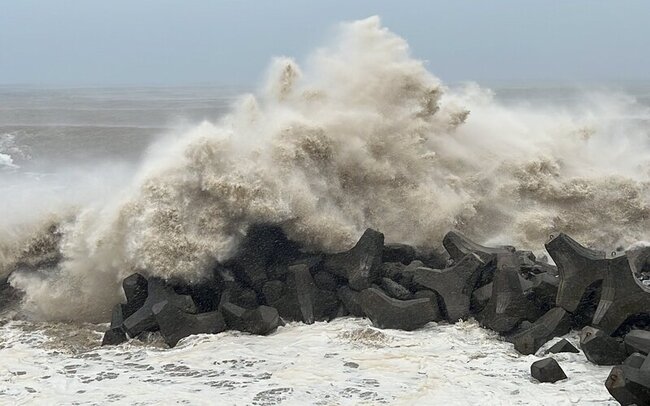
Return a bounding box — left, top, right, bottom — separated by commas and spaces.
4, 16, 650, 322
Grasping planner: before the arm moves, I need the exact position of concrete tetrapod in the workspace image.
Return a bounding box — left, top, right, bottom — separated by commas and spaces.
286, 263, 318, 324
101, 328, 127, 346
527, 272, 560, 313
624, 353, 648, 369
101, 304, 128, 345
470, 282, 493, 314
382, 243, 416, 265
477, 253, 543, 333
221, 303, 282, 335
625, 330, 650, 356
264, 264, 339, 323
122, 273, 148, 318
153, 301, 227, 347
606, 365, 650, 406
225, 224, 302, 292
593, 252, 650, 335
122, 278, 197, 338
546, 338, 579, 354
337, 286, 365, 317
323, 229, 384, 291
413, 253, 484, 322
442, 231, 516, 263
628, 246, 650, 278
358, 287, 436, 331
580, 326, 627, 366
510, 307, 571, 355
313, 271, 339, 292
545, 233, 610, 313
382, 260, 425, 292
380, 277, 412, 300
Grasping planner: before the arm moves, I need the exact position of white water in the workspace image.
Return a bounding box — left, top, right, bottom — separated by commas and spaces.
0, 318, 617, 405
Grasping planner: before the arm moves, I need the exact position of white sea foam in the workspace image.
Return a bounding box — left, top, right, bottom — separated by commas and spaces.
0, 318, 617, 405
0, 134, 19, 170
4, 16, 650, 322
0, 153, 17, 169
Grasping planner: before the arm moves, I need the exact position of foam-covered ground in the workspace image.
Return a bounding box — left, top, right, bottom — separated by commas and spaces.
0, 318, 616, 405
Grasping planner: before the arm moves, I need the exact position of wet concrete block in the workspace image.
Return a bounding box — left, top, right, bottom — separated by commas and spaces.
262, 280, 285, 304
382, 243, 416, 265
580, 326, 627, 365
531, 358, 567, 383
291, 255, 324, 273
415, 248, 451, 270
628, 246, 650, 278
226, 224, 302, 291
323, 228, 384, 291
153, 301, 227, 347
510, 307, 571, 355
546, 338, 579, 354
313, 271, 339, 292
528, 271, 560, 313
380, 277, 412, 300
569, 279, 604, 330
606, 365, 650, 406
110, 303, 126, 329
382, 260, 424, 292
336, 303, 349, 318
643, 355, 650, 371
215, 264, 237, 286
470, 282, 493, 314
286, 263, 318, 324
222, 303, 281, 335
101, 327, 127, 346
413, 253, 484, 322
625, 330, 650, 356
412, 290, 443, 321
266, 255, 324, 282
314, 289, 340, 321
237, 287, 260, 309
358, 287, 436, 331
170, 275, 223, 313
380, 261, 405, 279
122, 273, 148, 318
442, 231, 515, 263
624, 353, 648, 369
545, 233, 609, 313
262, 280, 298, 321
218, 286, 259, 311
122, 278, 197, 337
337, 286, 364, 317
593, 252, 650, 335
477, 253, 544, 333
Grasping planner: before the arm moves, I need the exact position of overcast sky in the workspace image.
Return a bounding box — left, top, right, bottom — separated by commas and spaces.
1, 0, 649, 86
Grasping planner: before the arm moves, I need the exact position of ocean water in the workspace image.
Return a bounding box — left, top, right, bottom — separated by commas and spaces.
1, 17, 650, 404
0, 317, 617, 405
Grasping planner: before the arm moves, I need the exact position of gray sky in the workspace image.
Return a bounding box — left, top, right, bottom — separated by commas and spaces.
1, 0, 649, 86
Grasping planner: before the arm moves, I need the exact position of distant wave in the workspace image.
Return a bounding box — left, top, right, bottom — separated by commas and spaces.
0, 124, 171, 130
0, 152, 17, 169
0, 133, 21, 169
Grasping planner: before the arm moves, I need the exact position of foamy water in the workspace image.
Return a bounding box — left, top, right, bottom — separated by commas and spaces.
0, 318, 616, 405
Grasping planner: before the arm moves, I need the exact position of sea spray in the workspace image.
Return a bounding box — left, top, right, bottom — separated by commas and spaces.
4, 16, 650, 322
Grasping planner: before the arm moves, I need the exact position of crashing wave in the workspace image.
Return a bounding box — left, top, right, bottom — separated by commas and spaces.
4, 16, 650, 322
